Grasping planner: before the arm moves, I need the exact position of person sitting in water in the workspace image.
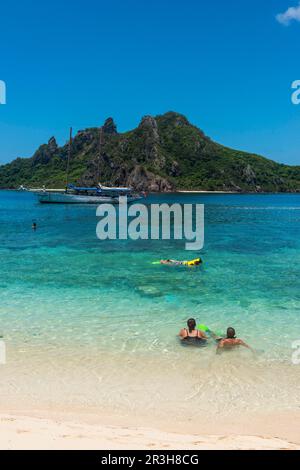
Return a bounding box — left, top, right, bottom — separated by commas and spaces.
216, 327, 254, 354
161, 258, 202, 266
179, 318, 208, 344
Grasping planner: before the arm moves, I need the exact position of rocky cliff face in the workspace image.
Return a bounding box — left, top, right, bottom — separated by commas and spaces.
0, 111, 300, 192
32, 137, 58, 165
103, 117, 118, 135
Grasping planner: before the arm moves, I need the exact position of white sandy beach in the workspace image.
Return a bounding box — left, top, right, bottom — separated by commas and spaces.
176, 190, 238, 194
0, 411, 299, 450
1, 346, 300, 450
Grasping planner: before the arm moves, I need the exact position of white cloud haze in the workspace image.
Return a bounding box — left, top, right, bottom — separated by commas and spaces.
276, 2, 300, 25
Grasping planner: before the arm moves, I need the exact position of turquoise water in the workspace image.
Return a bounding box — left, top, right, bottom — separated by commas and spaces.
0, 191, 300, 419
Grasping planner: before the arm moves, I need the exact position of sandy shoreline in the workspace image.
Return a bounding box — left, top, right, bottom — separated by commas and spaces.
176, 190, 238, 194
0, 412, 299, 450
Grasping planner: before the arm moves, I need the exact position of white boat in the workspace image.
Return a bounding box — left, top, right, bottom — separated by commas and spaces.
18, 185, 29, 192
37, 187, 142, 204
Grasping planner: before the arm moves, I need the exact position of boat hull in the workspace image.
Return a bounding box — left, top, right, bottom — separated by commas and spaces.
37, 192, 141, 204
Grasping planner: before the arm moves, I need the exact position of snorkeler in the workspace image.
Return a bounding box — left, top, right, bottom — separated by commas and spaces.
161, 259, 183, 265
160, 258, 202, 267
32, 221, 37, 230
179, 318, 208, 344
216, 327, 254, 354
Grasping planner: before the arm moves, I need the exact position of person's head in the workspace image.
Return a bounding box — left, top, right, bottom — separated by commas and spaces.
227, 327, 236, 339
194, 259, 201, 265
187, 318, 196, 332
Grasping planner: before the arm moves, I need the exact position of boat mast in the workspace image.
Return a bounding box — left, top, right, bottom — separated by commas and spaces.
65, 127, 73, 190
97, 126, 103, 186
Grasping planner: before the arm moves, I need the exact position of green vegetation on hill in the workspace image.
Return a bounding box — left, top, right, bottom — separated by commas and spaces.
0, 112, 299, 192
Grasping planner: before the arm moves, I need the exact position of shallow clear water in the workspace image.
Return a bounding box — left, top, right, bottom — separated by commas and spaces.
0, 191, 300, 420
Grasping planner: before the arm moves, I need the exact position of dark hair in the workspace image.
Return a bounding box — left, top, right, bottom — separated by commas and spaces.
227, 327, 236, 339
187, 318, 196, 333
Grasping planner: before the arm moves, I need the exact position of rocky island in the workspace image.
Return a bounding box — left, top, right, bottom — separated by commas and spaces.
0, 112, 299, 192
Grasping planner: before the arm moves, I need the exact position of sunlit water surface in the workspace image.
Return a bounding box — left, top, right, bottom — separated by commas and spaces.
0, 191, 299, 421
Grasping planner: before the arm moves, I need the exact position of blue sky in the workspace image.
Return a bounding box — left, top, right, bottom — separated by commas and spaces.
0, 0, 300, 165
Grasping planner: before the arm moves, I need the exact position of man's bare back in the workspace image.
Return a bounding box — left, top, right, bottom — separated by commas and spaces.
217, 328, 253, 354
